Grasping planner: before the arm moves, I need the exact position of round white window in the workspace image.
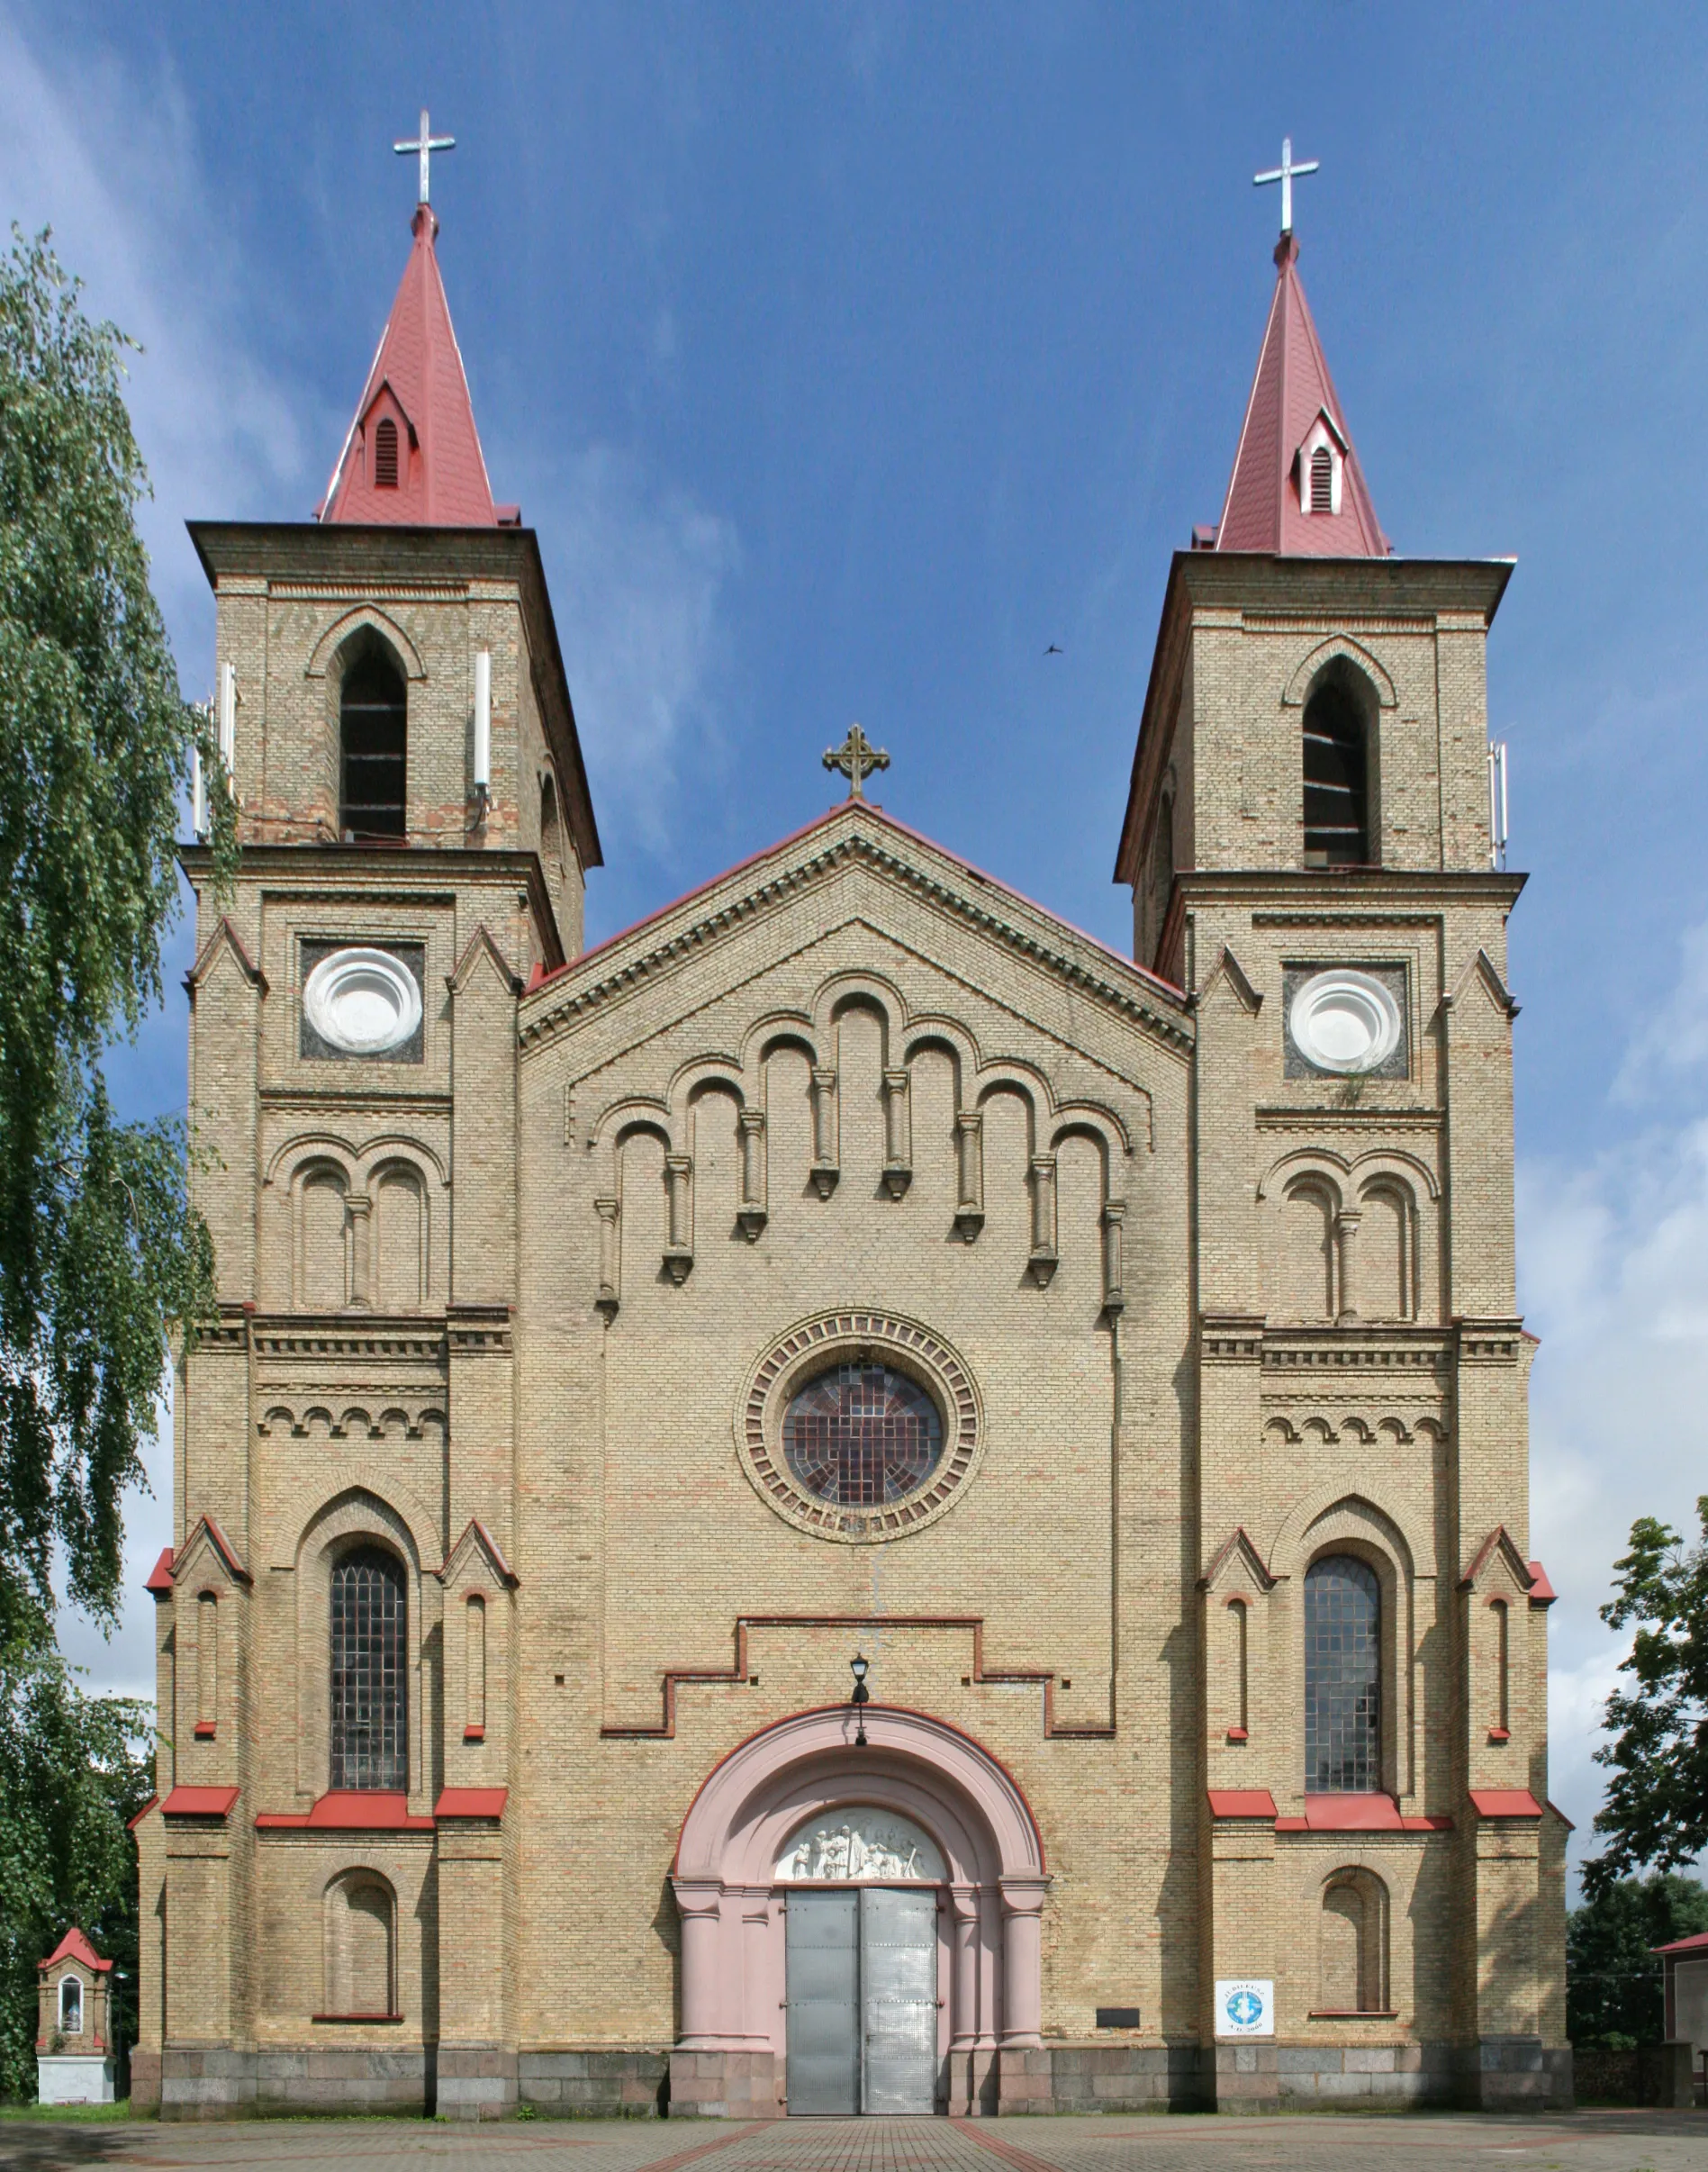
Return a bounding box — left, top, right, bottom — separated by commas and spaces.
1288, 970, 1403, 1075
302, 948, 422, 1056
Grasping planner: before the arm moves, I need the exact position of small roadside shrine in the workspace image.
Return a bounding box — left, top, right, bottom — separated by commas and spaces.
37, 1928, 116, 2104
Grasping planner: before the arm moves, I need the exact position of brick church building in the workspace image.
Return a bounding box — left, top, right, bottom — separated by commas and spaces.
131, 156, 1568, 2118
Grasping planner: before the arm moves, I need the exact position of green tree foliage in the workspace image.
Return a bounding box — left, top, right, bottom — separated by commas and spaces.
1587, 1499, 1708, 1893
0, 224, 230, 1649
1567, 1872, 1708, 2048
0, 1643, 152, 2099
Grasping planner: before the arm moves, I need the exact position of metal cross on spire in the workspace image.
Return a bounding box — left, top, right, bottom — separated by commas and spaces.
394, 109, 456, 204
1253, 136, 1319, 236
823, 723, 890, 801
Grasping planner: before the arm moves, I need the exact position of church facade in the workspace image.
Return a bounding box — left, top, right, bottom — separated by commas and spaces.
131, 187, 1568, 2120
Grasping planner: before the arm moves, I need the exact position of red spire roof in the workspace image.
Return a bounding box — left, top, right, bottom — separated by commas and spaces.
320, 204, 512, 528
40, 1927, 111, 1973
1215, 234, 1387, 557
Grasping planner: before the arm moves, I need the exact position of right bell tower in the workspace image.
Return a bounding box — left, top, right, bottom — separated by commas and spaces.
1118, 198, 1568, 2109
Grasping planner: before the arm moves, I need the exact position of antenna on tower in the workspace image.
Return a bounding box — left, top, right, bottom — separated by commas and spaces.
1487, 741, 1509, 870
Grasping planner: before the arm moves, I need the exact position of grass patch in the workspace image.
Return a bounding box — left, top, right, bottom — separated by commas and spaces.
0, 2100, 140, 2122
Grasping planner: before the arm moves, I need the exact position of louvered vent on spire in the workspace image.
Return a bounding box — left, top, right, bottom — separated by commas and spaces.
319, 204, 516, 528
1214, 234, 1387, 557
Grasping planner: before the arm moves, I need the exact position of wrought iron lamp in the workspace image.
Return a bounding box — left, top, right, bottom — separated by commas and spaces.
850, 1652, 871, 1747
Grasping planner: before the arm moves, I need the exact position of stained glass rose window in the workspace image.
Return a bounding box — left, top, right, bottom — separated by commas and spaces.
782, 1362, 944, 1508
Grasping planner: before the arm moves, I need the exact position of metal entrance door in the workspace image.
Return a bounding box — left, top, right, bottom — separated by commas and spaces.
785, 1888, 938, 2115
784, 1890, 859, 2113
859, 1887, 938, 2113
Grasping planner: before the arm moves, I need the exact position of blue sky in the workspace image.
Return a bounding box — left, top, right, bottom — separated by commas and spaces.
7, 2, 1708, 1894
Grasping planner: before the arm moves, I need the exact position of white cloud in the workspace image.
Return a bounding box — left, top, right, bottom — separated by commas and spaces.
532, 444, 740, 851
1525, 926, 1708, 1892
0, 8, 317, 677
1613, 921, 1708, 1103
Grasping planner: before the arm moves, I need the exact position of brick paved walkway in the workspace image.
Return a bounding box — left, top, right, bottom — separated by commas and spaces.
5, 2112, 1708, 2172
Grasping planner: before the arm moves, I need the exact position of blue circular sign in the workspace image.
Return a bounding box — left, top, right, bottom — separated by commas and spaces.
1224, 1985, 1265, 2030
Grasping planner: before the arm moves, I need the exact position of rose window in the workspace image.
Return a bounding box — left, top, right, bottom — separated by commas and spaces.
782, 1362, 944, 1508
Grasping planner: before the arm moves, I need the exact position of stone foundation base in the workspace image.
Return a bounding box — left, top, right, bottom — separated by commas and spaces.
151, 2035, 1571, 2120
993, 2039, 1572, 2115
1210, 2041, 1279, 2113
159, 2046, 429, 2118
1277, 2042, 1450, 2105
944, 2046, 999, 2115
130, 2050, 161, 2112
438, 2048, 518, 2122
998, 2043, 1201, 2113
520, 2049, 669, 2117
668, 2049, 782, 2117
1460, 2037, 1572, 2112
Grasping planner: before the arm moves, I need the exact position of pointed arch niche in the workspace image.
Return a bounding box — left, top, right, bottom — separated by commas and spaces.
672, 1706, 1048, 2110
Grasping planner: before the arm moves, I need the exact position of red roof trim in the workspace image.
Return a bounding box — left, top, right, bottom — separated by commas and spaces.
1654, 1928, 1708, 1957
40, 1928, 113, 1973
256, 1789, 434, 1833
127, 1793, 159, 1832
1207, 1788, 1278, 1820
144, 1546, 175, 1595
434, 1787, 509, 1820
1527, 1559, 1558, 1605
161, 1786, 239, 1819
1469, 1787, 1544, 1820
531, 800, 1186, 1010
1303, 1793, 1401, 1832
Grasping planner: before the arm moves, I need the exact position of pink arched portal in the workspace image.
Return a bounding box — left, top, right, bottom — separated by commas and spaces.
671, 1706, 1049, 2115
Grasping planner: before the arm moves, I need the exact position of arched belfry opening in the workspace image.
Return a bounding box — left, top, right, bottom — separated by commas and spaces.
339, 638, 408, 840
1302, 669, 1373, 865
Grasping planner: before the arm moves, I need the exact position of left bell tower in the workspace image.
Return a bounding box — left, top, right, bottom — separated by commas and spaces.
131, 162, 600, 2118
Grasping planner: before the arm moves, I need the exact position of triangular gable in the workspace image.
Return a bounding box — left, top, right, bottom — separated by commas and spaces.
448, 925, 523, 999
185, 918, 267, 997
440, 1517, 519, 1590
1459, 1525, 1534, 1597
1302, 403, 1349, 455
1199, 1526, 1277, 1594
1200, 946, 1263, 1018
521, 800, 1190, 1058
1443, 946, 1520, 1021
358, 376, 418, 446
175, 1514, 252, 1589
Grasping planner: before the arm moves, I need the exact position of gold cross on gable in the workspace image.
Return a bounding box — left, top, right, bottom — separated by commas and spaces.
824, 723, 890, 801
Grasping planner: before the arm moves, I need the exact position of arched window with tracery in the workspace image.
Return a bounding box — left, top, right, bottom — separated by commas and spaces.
330, 1545, 408, 1789
1303, 678, 1369, 865
1304, 1553, 1380, 1793
339, 644, 408, 839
